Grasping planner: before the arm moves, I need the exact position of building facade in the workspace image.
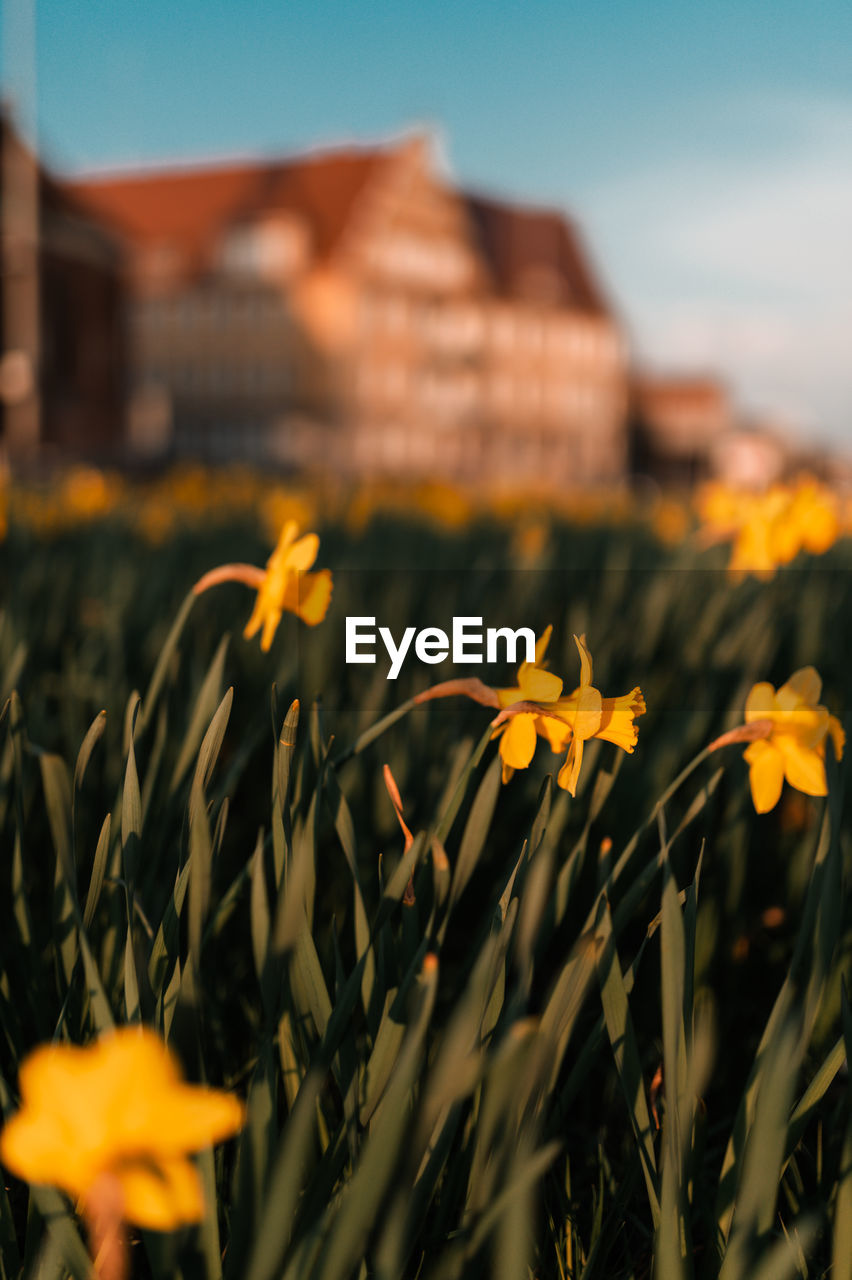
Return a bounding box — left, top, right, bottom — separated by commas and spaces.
70, 135, 630, 488
1, 116, 124, 466
630, 374, 736, 487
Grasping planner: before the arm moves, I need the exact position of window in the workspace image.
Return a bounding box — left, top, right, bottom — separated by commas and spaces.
491, 310, 515, 351
220, 216, 309, 281
369, 232, 470, 289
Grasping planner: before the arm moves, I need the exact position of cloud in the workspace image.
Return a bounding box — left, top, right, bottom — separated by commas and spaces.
578, 93, 852, 444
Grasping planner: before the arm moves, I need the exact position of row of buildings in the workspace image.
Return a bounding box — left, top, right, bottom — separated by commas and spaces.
1, 114, 791, 489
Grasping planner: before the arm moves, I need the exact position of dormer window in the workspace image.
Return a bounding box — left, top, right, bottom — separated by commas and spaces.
219, 215, 309, 281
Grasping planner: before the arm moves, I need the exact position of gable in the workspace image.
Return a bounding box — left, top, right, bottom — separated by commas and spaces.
463, 193, 610, 315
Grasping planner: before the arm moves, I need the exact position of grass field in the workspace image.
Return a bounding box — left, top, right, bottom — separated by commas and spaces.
1, 473, 850, 1279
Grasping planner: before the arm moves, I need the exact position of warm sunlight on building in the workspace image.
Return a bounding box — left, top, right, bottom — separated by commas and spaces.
69, 134, 630, 488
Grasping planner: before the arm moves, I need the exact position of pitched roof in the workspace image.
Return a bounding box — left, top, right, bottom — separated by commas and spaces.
463, 192, 609, 315
66, 137, 612, 316
67, 145, 384, 272
635, 375, 729, 408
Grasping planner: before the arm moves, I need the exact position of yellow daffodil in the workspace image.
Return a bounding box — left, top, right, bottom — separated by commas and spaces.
193, 519, 332, 651
242, 522, 332, 648
0, 1028, 244, 1232
492, 626, 564, 783
416, 629, 644, 793
552, 635, 646, 796
741, 667, 844, 813
696, 476, 842, 581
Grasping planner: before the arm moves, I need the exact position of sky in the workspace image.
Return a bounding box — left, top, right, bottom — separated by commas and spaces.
3, 0, 851, 447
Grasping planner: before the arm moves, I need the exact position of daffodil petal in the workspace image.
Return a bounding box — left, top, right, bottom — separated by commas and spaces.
243, 602, 263, 641
828, 716, 845, 761
571, 684, 602, 740
116, 1087, 246, 1157
745, 682, 776, 721
534, 626, 553, 665
744, 740, 785, 813
495, 685, 521, 709
536, 710, 572, 753
518, 667, 563, 703
284, 532, 320, 573
573, 634, 593, 688
114, 1156, 205, 1231
260, 608, 282, 652
499, 713, 538, 770
776, 667, 822, 711
269, 521, 299, 562
558, 737, 584, 796
0, 1109, 90, 1198
789, 705, 829, 748
294, 569, 333, 626
777, 736, 827, 797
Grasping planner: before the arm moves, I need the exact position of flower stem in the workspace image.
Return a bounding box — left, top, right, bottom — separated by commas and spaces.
82, 1175, 128, 1280
193, 563, 266, 594
650, 741, 717, 818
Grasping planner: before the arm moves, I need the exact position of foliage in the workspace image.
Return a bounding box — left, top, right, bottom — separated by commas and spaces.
0, 482, 850, 1279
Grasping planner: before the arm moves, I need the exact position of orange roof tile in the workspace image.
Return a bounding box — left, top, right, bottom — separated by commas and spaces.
67, 145, 384, 273
635, 375, 729, 408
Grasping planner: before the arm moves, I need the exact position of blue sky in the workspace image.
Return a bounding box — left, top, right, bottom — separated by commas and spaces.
3, 0, 851, 445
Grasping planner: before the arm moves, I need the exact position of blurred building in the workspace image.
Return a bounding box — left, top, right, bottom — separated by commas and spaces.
631, 374, 735, 486
69, 135, 630, 487
1, 115, 125, 465
708, 425, 791, 489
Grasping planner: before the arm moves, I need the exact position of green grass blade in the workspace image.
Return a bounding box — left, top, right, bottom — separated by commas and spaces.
243, 1072, 324, 1280
831, 985, 852, 1280
170, 635, 230, 793
138, 589, 196, 735
596, 902, 660, 1227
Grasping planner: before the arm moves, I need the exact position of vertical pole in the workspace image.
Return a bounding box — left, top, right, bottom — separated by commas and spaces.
1, 0, 41, 468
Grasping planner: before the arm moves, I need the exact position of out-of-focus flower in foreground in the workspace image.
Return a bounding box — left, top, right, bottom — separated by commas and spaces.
739, 668, 844, 813
193, 520, 332, 650
0, 1027, 244, 1232
552, 635, 646, 796
696, 476, 841, 580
